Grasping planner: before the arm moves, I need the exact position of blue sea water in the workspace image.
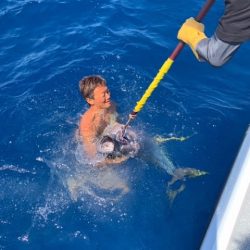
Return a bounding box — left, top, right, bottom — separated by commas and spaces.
0, 0, 250, 249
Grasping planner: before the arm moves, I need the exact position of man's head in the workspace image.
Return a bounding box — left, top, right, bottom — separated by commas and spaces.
79, 75, 111, 109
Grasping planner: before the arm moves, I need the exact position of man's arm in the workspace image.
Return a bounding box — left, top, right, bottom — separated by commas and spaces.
177, 18, 241, 67
80, 131, 97, 157
79, 114, 98, 157
196, 34, 240, 67
177, 0, 250, 67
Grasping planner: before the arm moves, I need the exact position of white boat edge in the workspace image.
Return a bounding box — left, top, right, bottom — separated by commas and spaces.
200, 125, 250, 250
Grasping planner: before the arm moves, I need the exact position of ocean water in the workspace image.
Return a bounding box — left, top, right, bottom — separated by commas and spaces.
0, 0, 250, 249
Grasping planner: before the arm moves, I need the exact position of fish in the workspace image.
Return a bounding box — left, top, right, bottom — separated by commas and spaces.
169, 167, 208, 186
96, 122, 208, 204
96, 122, 140, 159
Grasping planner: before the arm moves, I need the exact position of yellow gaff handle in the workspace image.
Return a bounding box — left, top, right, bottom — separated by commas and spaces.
127, 0, 215, 118
122, 57, 174, 137
133, 58, 174, 113
122, 0, 215, 136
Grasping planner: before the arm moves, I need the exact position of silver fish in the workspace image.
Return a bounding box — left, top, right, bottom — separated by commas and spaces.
97, 122, 140, 159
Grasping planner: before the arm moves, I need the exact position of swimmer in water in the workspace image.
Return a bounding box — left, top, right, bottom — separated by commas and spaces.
78, 75, 130, 165
78, 75, 207, 190
78, 75, 207, 204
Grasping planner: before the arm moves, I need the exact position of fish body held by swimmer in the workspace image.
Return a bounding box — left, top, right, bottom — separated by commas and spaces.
97, 122, 208, 202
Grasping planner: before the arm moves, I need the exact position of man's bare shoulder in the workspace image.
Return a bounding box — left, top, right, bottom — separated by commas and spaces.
79, 110, 96, 135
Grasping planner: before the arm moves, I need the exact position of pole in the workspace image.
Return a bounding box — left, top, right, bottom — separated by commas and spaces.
123, 0, 215, 134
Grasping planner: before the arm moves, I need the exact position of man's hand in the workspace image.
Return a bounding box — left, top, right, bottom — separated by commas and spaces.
177, 17, 207, 59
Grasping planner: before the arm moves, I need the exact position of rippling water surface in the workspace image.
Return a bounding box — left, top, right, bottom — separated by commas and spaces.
0, 0, 250, 249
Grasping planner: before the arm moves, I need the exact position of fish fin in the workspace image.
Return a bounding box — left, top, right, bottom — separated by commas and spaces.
154, 133, 196, 144
166, 184, 186, 206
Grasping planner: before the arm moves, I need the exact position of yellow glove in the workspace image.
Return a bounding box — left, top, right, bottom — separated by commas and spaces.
177, 17, 207, 59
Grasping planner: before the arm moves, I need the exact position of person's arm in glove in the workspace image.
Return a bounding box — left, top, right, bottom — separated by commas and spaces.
177, 17, 241, 67
177, 17, 207, 60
